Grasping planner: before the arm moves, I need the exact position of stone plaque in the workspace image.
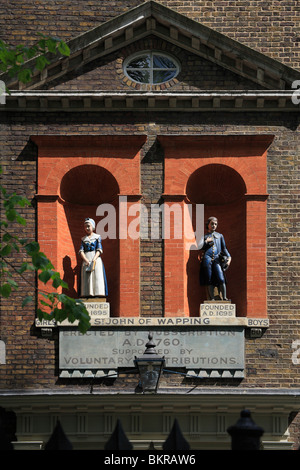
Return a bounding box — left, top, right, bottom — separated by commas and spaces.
58, 301, 110, 326
59, 327, 244, 374
81, 301, 110, 318
200, 302, 236, 317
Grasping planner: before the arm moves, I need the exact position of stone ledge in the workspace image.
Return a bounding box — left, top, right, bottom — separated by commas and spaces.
35, 316, 269, 328
186, 369, 244, 379
1, 91, 298, 113
59, 369, 118, 379
58, 368, 244, 379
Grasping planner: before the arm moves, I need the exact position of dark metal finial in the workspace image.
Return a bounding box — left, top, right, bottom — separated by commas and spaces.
144, 332, 157, 355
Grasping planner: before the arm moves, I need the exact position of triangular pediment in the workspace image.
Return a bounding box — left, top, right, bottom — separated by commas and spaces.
3, 0, 300, 92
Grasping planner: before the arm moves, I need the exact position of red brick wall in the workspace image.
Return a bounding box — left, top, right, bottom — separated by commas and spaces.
33, 135, 146, 317
159, 135, 272, 318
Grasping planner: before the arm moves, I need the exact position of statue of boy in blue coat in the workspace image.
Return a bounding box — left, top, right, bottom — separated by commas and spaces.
198, 216, 231, 301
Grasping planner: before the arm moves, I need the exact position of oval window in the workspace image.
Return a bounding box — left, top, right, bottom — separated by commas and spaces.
124, 51, 180, 85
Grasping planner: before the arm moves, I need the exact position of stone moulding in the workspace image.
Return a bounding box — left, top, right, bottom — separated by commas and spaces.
58, 368, 244, 379
35, 316, 270, 328
1, 90, 298, 112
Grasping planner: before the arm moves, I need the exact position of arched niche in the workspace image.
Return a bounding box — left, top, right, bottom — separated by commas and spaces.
186, 164, 247, 316
33, 134, 146, 318
159, 134, 272, 318
60, 164, 119, 205
59, 165, 120, 314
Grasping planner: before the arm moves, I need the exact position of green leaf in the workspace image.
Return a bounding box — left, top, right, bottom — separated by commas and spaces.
16, 215, 26, 226
60, 280, 68, 289
6, 208, 17, 221
2, 233, 12, 242
18, 68, 32, 83
38, 270, 52, 284
45, 38, 57, 54
7, 278, 18, 289
26, 46, 38, 59
25, 241, 40, 254
14, 195, 30, 207
52, 274, 62, 289
31, 252, 51, 270
0, 244, 12, 257
58, 41, 70, 57
37, 38, 46, 51
11, 242, 20, 253
36, 55, 50, 71
16, 53, 24, 64
8, 65, 20, 78
0, 283, 11, 297
17, 262, 35, 274
57, 295, 91, 334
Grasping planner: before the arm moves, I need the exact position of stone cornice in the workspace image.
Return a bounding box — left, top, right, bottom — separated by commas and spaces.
1, 90, 299, 112
0, 388, 299, 410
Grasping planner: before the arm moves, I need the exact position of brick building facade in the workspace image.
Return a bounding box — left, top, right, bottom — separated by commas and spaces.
0, 1, 299, 450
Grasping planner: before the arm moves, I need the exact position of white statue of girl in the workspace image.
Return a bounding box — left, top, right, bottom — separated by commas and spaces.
79, 218, 108, 297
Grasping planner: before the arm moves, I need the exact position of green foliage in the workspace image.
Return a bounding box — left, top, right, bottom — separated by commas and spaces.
0, 36, 90, 333
0, 166, 90, 334
0, 33, 70, 84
